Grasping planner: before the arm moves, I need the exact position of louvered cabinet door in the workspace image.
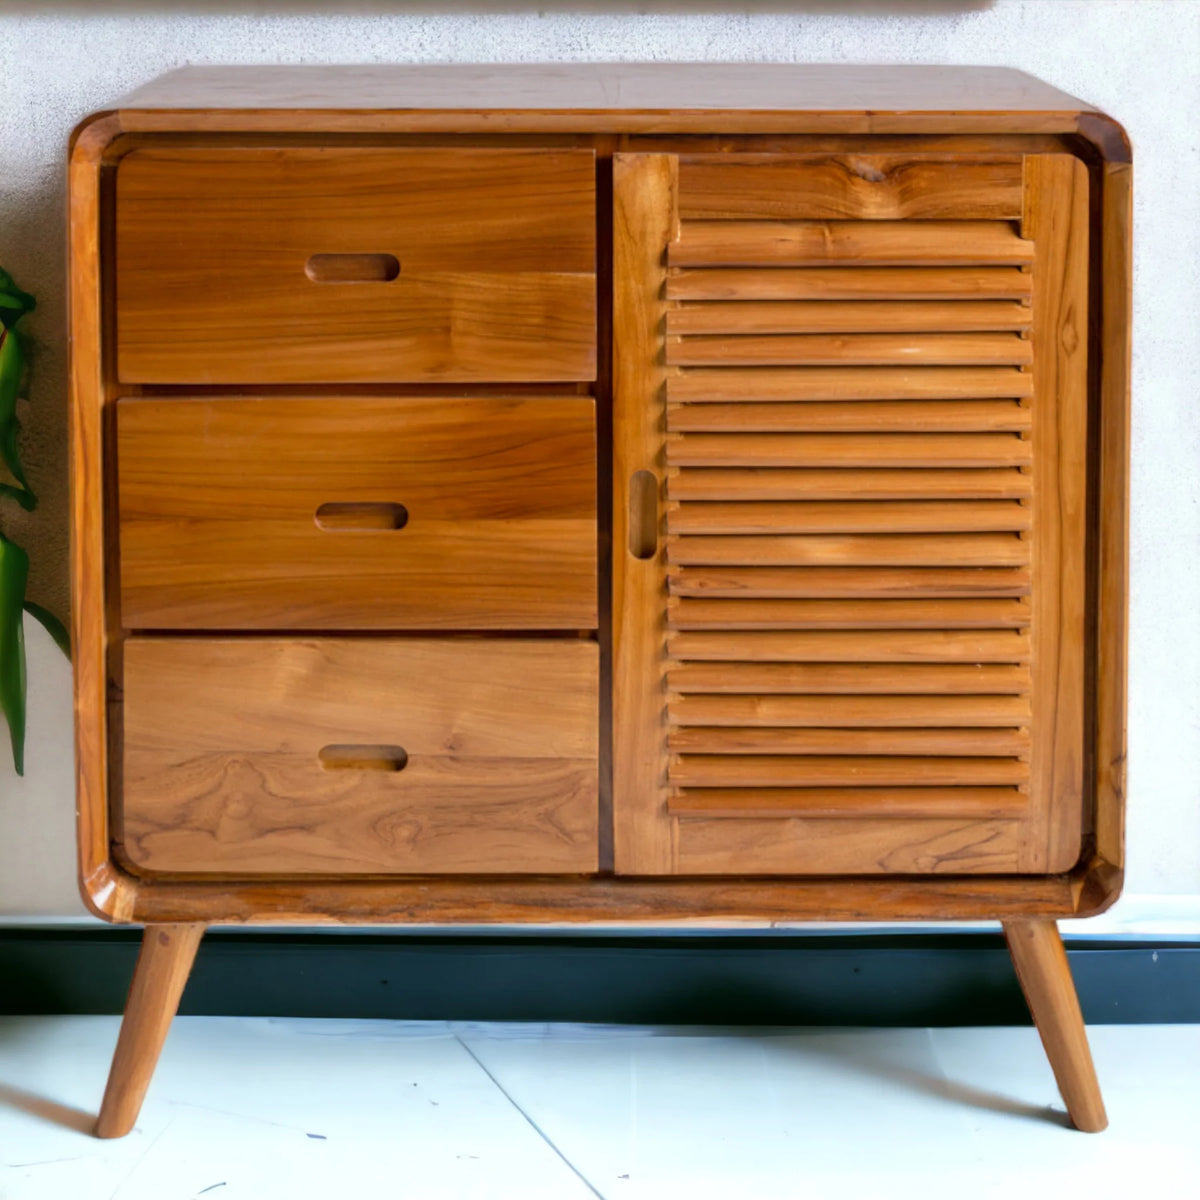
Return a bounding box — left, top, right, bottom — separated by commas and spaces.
612, 152, 1089, 876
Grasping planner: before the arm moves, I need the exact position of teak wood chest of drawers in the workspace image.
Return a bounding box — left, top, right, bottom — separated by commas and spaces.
68, 64, 1131, 1138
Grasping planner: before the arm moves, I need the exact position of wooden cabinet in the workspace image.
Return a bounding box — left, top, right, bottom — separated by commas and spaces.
69, 65, 1130, 1139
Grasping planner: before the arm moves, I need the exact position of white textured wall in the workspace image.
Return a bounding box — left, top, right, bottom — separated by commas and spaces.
1, 1, 1197, 928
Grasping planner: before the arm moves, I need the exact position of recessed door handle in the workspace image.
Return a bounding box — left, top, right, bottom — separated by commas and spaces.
628, 469, 659, 560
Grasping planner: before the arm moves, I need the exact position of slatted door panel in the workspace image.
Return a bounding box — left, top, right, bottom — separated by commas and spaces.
613, 152, 1089, 876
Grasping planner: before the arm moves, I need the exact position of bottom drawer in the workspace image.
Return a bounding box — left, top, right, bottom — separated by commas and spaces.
118, 637, 598, 875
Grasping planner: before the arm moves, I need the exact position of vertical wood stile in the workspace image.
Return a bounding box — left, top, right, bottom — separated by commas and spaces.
612, 153, 678, 872
1023, 155, 1090, 871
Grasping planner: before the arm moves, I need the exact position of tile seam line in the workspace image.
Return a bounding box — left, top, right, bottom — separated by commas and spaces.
452, 1032, 607, 1200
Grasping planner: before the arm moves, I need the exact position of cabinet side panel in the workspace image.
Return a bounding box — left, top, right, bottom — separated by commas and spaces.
612, 153, 677, 873
1094, 160, 1131, 873
69, 116, 126, 919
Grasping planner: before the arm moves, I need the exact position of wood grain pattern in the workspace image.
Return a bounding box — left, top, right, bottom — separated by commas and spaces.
667, 629, 1030, 663
611, 152, 676, 873
1023, 155, 1090, 873
666, 299, 1031, 335
668, 432, 1033, 469
671, 221, 1034, 267
674, 815, 1024, 874
95, 924, 205, 1138
1003, 919, 1107, 1132
669, 693, 1031, 727
666, 365, 1033, 401
117, 397, 597, 630
667, 500, 1032, 532
668, 726, 1030, 757
668, 266, 1033, 301
668, 662, 1031, 695
670, 787, 1026, 820
678, 156, 1024, 220
116, 147, 596, 384
666, 331, 1033, 367
667, 534, 1031, 568
668, 597, 1030, 629
68, 113, 122, 925
114, 64, 1097, 137
1093, 159, 1132, 872
669, 470, 1033, 501
67, 85, 1128, 938
669, 565, 1031, 598
120, 638, 599, 875
612, 148, 1097, 877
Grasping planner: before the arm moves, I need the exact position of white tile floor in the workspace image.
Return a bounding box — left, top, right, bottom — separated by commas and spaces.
0, 1018, 1197, 1199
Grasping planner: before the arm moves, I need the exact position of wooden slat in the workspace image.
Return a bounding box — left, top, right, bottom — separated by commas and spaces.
667, 331, 1033, 367
669, 432, 1032, 469
669, 500, 1031, 534
671, 755, 1030, 787
667, 266, 1033, 302
668, 662, 1031, 695
668, 597, 1031, 629
669, 726, 1031, 756
666, 300, 1031, 335
670, 220, 1035, 267
667, 365, 1033, 402
669, 469, 1032, 502
667, 629, 1031, 663
668, 787, 1027, 819
668, 400, 1031, 434
668, 693, 1032, 727
677, 156, 1025, 221
669, 565, 1032, 598
668, 533, 1030, 568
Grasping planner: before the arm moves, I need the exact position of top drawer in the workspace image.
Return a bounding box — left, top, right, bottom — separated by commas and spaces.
114, 146, 597, 384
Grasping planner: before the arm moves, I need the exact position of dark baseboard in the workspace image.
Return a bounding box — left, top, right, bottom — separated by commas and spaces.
1, 929, 1197, 1025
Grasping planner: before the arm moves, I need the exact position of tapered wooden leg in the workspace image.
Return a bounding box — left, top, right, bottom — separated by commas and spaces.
95, 923, 205, 1139
1003, 919, 1107, 1132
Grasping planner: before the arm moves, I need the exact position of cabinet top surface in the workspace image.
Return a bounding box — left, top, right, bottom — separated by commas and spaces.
115, 63, 1095, 115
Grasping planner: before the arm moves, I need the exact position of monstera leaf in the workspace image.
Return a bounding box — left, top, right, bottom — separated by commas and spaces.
0, 268, 69, 776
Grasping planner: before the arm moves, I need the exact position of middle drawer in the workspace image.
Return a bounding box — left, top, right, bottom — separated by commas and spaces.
116, 396, 598, 630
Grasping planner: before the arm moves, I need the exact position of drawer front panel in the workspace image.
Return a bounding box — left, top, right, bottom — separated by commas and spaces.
117, 396, 598, 630
119, 637, 599, 875
115, 146, 597, 383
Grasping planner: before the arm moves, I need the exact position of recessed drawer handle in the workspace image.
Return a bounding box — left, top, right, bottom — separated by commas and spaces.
315, 502, 408, 531
318, 744, 408, 772
305, 253, 400, 283
628, 469, 659, 560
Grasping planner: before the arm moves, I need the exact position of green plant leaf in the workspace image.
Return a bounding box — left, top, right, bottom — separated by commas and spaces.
23, 601, 70, 658
0, 533, 30, 776
0, 482, 36, 511
0, 268, 35, 330
0, 326, 35, 502
0, 418, 35, 503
